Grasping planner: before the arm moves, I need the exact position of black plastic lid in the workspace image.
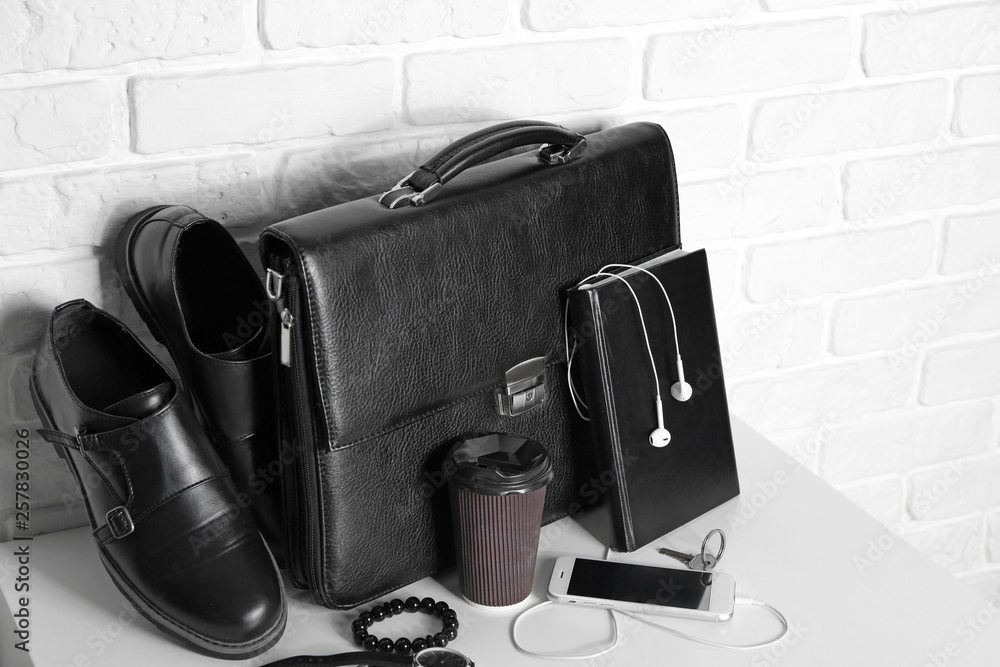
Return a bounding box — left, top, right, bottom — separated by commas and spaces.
445, 433, 554, 496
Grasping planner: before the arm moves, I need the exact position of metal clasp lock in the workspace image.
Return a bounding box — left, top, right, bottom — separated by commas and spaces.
496, 357, 547, 417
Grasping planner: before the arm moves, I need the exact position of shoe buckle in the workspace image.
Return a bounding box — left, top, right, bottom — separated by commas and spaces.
106, 506, 135, 539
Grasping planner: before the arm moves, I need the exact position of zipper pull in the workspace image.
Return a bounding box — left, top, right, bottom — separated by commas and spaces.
280, 308, 294, 367
268, 266, 293, 366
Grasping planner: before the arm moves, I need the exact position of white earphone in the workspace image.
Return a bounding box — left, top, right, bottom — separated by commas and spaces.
565, 262, 691, 448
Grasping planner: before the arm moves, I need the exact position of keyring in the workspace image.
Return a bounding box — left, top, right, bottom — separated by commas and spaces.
700, 528, 726, 567
659, 528, 727, 570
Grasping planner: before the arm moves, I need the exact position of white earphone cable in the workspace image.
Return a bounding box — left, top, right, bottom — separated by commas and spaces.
564, 261, 689, 420
511, 600, 621, 660
564, 270, 663, 417
575, 271, 661, 398
511, 595, 790, 659
564, 300, 590, 421
599, 263, 682, 364
619, 596, 789, 650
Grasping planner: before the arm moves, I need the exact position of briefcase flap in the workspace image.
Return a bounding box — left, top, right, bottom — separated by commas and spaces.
260, 122, 680, 448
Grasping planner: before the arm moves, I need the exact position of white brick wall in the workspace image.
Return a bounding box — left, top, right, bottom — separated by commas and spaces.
0, 0, 245, 74
403, 40, 632, 125
729, 356, 916, 432
830, 278, 1000, 356
862, 4, 1000, 77
844, 145, 1000, 220
748, 80, 949, 161
2, 0, 1000, 592
745, 221, 935, 302
682, 165, 839, 241
903, 517, 983, 574
820, 402, 994, 484
942, 211, 1000, 275
837, 477, 905, 528
131, 63, 396, 153
921, 337, 1000, 405
612, 105, 744, 172
524, 0, 745, 30
0, 80, 114, 170
262, 0, 508, 48
0, 156, 265, 253
645, 19, 853, 100
955, 72, 1000, 137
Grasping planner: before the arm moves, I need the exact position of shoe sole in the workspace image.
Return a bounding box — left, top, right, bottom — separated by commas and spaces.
29, 374, 287, 660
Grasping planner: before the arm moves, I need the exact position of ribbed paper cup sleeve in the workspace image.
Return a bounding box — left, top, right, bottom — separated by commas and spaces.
451, 485, 547, 607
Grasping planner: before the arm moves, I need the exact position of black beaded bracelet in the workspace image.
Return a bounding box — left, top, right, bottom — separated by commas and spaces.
352, 596, 460, 655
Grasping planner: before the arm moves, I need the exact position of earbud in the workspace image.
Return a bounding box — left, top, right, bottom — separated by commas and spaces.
670, 358, 693, 402
649, 428, 670, 447
649, 397, 671, 447
670, 382, 693, 402
649, 428, 671, 447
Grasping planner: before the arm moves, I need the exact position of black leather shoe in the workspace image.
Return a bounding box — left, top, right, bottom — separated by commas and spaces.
30, 300, 286, 659
115, 205, 284, 560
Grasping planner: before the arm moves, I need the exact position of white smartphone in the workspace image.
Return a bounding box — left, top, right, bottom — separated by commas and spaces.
547, 555, 736, 622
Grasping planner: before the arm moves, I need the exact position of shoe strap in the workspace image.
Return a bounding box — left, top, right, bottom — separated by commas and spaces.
37, 428, 80, 450
37, 398, 229, 544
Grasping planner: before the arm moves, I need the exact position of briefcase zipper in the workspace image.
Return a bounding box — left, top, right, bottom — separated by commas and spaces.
286, 276, 325, 605
279, 308, 294, 366
267, 260, 326, 605
267, 266, 295, 368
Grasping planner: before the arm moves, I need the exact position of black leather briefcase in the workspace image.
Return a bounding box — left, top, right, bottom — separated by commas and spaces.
259, 120, 681, 608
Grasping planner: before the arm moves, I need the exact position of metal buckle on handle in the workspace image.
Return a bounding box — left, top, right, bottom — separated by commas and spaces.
378, 171, 415, 204
378, 170, 435, 209
537, 137, 587, 165
409, 182, 441, 206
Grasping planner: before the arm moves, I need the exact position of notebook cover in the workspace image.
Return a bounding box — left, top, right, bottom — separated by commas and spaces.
567, 248, 740, 552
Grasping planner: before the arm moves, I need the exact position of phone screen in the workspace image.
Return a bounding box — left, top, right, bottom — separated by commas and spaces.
566, 559, 713, 610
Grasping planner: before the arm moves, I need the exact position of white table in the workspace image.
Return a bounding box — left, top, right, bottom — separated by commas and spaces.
3, 417, 999, 666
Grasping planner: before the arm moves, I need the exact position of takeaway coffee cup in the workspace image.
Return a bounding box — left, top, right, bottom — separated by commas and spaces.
446, 433, 554, 607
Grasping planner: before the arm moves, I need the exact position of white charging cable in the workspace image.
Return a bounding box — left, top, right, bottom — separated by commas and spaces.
622, 596, 789, 649
512, 595, 789, 660
512, 600, 618, 661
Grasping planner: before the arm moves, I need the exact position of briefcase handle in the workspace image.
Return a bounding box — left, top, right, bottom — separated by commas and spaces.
378, 120, 586, 208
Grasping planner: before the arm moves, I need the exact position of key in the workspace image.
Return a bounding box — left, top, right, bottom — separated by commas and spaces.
658, 547, 717, 571
658, 528, 726, 571
658, 547, 694, 565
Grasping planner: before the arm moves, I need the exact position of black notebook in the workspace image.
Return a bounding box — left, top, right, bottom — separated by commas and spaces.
566, 248, 740, 552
